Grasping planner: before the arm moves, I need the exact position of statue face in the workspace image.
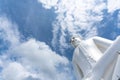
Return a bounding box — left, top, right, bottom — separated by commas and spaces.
70, 36, 82, 48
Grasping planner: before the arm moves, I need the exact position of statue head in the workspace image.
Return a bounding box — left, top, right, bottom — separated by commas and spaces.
70, 35, 83, 48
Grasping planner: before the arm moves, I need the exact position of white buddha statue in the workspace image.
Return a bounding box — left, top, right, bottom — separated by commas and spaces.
71, 35, 120, 80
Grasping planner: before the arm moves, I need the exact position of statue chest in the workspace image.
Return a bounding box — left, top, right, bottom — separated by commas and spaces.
79, 40, 103, 66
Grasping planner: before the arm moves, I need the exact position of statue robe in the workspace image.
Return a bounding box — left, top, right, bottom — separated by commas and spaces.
72, 36, 120, 80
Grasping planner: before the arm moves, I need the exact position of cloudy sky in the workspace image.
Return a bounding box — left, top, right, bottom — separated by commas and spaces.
0, 0, 120, 80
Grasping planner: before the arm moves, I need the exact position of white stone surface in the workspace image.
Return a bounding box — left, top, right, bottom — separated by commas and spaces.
71, 36, 120, 80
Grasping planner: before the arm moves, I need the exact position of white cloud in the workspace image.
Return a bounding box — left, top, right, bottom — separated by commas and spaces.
0, 16, 20, 47
37, 0, 58, 9
9, 38, 73, 80
10, 38, 70, 78
107, 0, 120, 13
37, 0, 106, 53
0, 16, 74, 80
2, 62, 30, 80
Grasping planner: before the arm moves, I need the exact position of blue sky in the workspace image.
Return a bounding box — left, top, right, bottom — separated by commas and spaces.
0, 0, 120, 80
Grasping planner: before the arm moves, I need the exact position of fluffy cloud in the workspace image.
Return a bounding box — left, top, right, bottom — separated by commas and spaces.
38, 0, 58, 9
107, 0, 120, 13
10, 38, 70, 80
38, 0, 107, 53
0, 16, 74, 80
0, 16, 20, 47
2, 62, 30, 80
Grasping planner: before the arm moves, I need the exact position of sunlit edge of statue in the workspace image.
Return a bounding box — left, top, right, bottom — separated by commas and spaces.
70, 35, 120, 80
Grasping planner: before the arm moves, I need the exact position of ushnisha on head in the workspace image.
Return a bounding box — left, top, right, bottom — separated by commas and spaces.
70, 35, 83, 48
